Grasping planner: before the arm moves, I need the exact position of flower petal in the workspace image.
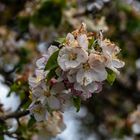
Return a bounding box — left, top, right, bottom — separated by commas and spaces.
76, 69, 93, 86
48, 96, 61, 110
92, 69, 107, 81
112, 59, 125, 68
48, 45, 58, 56
66, 33, 75, 42
77, 34, 89, 50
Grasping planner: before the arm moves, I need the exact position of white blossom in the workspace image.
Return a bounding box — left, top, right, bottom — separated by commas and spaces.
77, 34, 89, 50
29, 101, 48, 122
28, 70, 47, 88
99, 36, 125, 74
36, 45, 58, 69
74, 82, 100, 99
76, 53, 107, 86
65, 32, 88, 50
57, 47, 88, 71
36, 55, 48, 69
28, 23, 125, 123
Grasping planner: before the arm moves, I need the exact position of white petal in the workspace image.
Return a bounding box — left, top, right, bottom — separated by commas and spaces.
67, 73, 76, 83
109, 66, 120, 75
48, 45, 58, 56
66, 33, 75, 42
86, 82, 98, 93
67, 69, 80, 83
35, 69, 45, 78
29, 103, 47, 121
76, 49, 88, 63
28, 76, 38, 88
112, 59, 125, 68
81, 91, 92, 100
58, 47, 88, 71
74, 82, 83, 91
32, 87, 44, 100
51, 82, 65, 95
36, 57, 46, 69
89, 53, 106, 69
57, 54, 67, 71
76, 69, 93, 86
65, 60, 80, 69
48, 96, 60, 110
77, 34, 89, 50
92, 69, 107, 81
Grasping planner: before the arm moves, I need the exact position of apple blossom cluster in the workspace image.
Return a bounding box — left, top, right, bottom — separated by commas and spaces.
28, 23, 125, 121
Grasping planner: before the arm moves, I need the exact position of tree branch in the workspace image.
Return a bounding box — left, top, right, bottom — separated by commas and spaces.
0, 131, 18, 139
0, 110, 30, 120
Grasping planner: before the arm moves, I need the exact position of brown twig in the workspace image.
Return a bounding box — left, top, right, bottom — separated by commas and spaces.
0, 110, 30, 120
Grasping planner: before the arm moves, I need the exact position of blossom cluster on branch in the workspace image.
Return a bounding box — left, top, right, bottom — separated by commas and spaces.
28, 23, 125, 122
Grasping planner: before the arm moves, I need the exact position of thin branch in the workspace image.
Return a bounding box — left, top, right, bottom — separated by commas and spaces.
0, 110, 30, 120
0, 131, 18, 139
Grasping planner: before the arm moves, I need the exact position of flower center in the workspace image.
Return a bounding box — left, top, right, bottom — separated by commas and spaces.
68, 53, 77, 60
35, 76, 42, 83
83, 63, 90, 70
34, 106, 43, 114
44, 91, 51, 97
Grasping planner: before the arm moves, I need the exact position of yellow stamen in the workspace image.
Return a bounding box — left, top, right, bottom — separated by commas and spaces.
68, 53, 77, 60
44, 91, 51, 97
34, 106, 43, 114
83, 63, 90, 70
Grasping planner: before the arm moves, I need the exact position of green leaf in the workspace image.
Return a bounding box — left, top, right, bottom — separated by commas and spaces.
72, 96, 81, 112
45, 50, 59, 70
7, 82, 21, 97
0, 135, 4, 140
88, 37, 94, 49
0, 123, 7, 132
17, 17, 30, 33
55, 37, 66, 44
46, 68, 57, 82
28, 116, 36, 128
107, 69, 116, 85
31, 0, 64, 27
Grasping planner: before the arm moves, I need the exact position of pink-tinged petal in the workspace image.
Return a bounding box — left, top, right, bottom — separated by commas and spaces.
95, 82, 103, 93
74, 82, 83, 91
66, 33, 75, 42
100, 39, 120, 55
89, 53, 106, 69
77, 34, 89, 50
86, 82, 98, 93
81, 91, 92, 100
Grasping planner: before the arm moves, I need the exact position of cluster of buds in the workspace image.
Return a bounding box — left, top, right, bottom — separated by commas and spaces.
28, 23, 125, 121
